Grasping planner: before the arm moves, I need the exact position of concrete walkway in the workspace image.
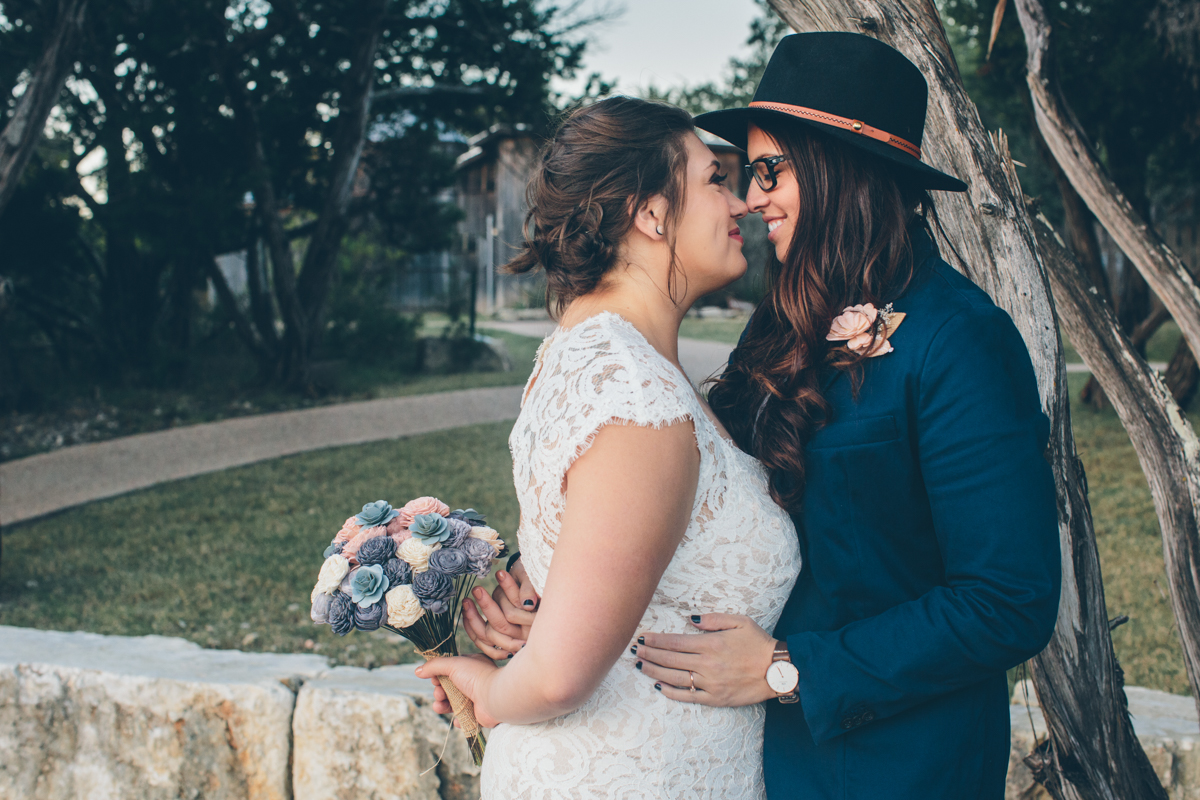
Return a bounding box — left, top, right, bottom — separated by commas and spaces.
0, 319, 1160, 527
1, 333, 736, 528
1, 386, 524, 526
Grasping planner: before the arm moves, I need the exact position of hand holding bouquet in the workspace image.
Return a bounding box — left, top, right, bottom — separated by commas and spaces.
309, 496, 505, 765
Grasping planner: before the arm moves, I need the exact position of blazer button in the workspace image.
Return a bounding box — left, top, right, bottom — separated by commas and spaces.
840, 717, 855, 730
862, 710, 875, 723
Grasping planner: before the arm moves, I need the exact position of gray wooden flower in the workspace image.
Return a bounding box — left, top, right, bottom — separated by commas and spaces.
460, 536, 497, 577
356, 535, 396, 567
329, 592, 354, 636
353, 600, 384, 631
383, 557, 413, 587
350, 564, 390, 607
410, 513, 452, 545
412, 569, 454, 610
429, 546, 471, 577
355, 500, 400, 528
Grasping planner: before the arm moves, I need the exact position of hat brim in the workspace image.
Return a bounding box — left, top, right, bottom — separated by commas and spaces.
694, 107, 968, 193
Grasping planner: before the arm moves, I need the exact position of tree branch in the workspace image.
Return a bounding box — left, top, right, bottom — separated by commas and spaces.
294, 0, 390, 362
203, 254, 273, 367
1034, 205, 1200, 722
1013, 0, 1200, 367
0, 0, 88, 218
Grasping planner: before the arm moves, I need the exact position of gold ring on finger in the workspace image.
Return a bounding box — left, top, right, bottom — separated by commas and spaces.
689, 670, 696, 693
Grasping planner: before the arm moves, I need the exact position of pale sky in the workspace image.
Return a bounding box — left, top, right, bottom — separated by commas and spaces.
552, 0, 770, 98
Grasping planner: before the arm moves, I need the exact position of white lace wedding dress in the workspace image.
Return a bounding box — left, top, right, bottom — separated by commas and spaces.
482, 312, 802, 799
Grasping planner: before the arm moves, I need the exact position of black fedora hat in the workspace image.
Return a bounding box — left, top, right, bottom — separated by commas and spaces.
695, 32, 967, 193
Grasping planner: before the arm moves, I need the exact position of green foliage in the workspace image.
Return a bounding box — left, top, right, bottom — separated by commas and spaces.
941, 0, 1200, 226
0, 0, 596, 407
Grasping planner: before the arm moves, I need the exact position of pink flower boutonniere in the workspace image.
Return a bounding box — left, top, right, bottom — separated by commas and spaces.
826, 302, 906, 357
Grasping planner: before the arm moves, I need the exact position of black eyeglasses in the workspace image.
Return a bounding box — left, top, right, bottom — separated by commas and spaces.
744, 155, 789, 192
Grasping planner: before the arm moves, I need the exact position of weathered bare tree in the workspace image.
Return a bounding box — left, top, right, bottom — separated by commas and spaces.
766, 1, 1168, 797
1032, 206, 1200, 718
1012, 0, 1200, 714
0, 0, 87, 219
1012, 0, 1200, 373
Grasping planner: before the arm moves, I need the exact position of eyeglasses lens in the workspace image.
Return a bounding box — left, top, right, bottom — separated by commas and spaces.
746, 160, 777, 192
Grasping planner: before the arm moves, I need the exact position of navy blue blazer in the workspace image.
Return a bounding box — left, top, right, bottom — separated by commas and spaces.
756, 228, 1061, 799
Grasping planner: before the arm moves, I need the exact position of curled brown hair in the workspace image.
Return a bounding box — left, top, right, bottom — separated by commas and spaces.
507, 96, 695, 314
706, 122, 935, 512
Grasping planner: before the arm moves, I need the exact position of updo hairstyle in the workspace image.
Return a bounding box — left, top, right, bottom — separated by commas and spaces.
507, 96, 695, 314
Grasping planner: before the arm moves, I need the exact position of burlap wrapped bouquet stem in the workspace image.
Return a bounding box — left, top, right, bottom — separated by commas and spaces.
420, 649, 486, 765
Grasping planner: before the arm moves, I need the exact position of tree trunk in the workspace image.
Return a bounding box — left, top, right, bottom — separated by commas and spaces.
0, 0, 87, 219
1012, 0, 1200, 371
1014, 0, 1200, 707
219, 0, 388, 386
293, 0, 389, 369
1034, 211, 1200, 724
1166, 337, 1200, 406
766, 2, 1167, 797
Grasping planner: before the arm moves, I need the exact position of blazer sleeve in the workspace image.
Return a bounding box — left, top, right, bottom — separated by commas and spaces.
785, 304, 1061, 744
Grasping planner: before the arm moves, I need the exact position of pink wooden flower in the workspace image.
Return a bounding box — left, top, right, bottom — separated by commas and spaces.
334, 516, 363, 544
398, 496, 450, 527
827, 303, 904, 358
827, 304, 878, 341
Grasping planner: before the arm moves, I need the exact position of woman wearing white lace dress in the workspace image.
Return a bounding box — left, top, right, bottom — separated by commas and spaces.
416, 96, 801, 798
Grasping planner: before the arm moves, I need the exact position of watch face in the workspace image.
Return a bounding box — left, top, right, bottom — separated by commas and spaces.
766, 661, 799, 694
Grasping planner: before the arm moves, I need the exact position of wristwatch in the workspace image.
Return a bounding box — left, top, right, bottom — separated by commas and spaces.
765, 640, 800, 704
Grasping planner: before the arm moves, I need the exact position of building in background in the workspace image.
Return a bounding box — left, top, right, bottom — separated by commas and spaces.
455, 124, 542, 313
206, 126, 771, 315
452, 125, 756, 314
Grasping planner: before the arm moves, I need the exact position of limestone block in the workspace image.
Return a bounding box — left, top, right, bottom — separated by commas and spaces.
292, 664, 481, 800
1009, 679, 1199, 800
0, 626, 327, 800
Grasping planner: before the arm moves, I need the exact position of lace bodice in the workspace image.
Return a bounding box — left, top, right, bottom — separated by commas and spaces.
485, 312, 802, 799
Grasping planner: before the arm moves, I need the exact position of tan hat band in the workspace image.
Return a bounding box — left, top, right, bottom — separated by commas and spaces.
748, 101, 922, 160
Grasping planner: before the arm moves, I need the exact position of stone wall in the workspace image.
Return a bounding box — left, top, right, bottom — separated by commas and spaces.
0, 626, 478, 800
1008, 679, 1199, 799
2, 626, 1195, 799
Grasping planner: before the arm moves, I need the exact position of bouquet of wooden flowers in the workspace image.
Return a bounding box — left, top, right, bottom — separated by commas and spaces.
309, 496, 505, 765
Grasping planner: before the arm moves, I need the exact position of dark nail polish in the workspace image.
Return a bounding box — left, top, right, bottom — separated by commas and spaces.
534, 600, 540, 611
690, 615, 702, 624
507, 653, 514, 659
636, 661, 643, 670
523, 600, 534, 607
630, 645, 637, 655
654, 683, 662, 691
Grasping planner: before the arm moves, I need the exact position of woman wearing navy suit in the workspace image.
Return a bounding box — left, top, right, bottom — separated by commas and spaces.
633, 32, 1061, 799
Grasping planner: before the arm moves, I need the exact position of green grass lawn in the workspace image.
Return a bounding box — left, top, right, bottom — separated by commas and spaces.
0, 422, 521, 668
1067, 370, 1191, 695
678, 315, 751, 345
0, 329, 1191, 695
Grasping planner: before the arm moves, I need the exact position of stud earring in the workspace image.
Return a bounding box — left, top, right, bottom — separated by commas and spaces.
656, 225, 664, 235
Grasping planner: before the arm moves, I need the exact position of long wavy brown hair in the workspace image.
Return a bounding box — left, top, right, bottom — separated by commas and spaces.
707, 121, 936, 512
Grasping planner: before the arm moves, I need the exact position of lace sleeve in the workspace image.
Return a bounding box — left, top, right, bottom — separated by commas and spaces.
547, 317, 695, 482
510, 314, 698, 592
